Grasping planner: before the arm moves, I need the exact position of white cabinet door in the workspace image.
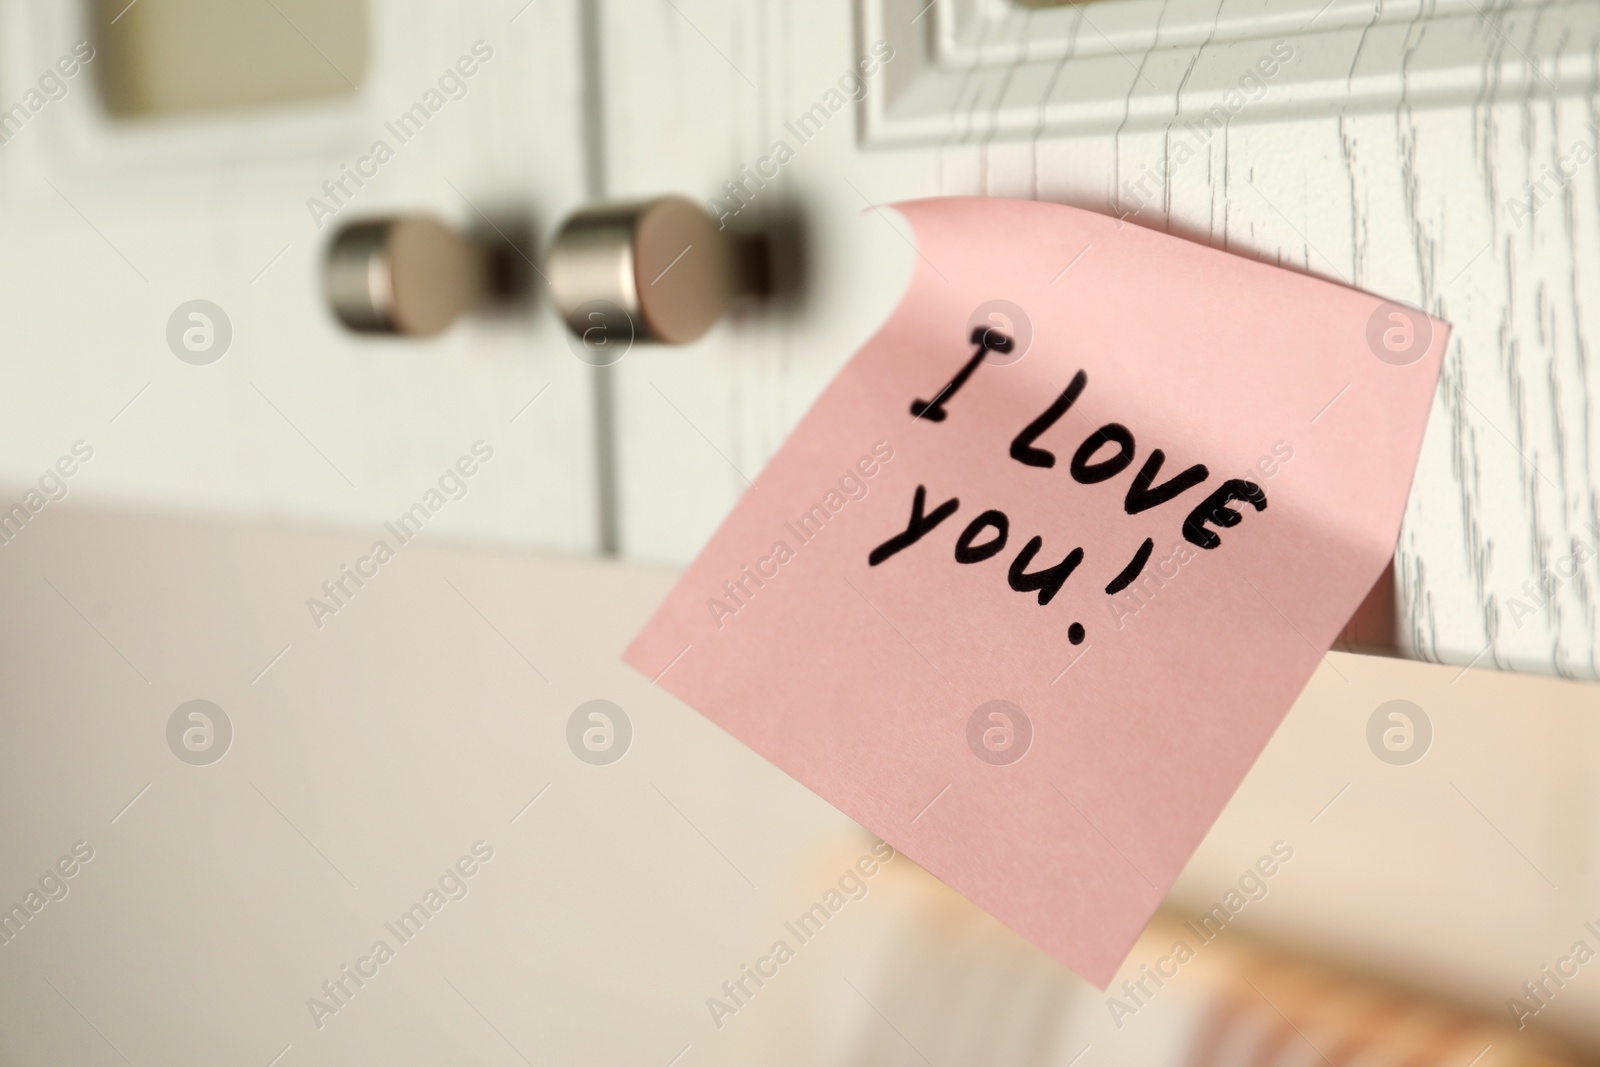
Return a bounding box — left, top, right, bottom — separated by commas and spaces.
0, 1, 602, 554
594, 0, 1600, 678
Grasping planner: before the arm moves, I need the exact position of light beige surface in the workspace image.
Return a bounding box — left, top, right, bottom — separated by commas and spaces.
1, 503, 1597, 1064
92, 0, 368, 117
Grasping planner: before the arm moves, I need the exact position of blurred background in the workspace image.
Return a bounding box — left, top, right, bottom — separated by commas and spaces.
2, 0, 1599, 1064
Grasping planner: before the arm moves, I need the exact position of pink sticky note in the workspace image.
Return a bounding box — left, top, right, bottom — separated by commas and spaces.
625, 197, 1447, 988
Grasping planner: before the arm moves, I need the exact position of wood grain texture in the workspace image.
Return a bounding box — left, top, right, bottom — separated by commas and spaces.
598, 0, 1600, 678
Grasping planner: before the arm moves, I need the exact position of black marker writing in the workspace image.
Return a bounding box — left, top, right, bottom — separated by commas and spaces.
955, 510, 1009, 563
1010, 371, 1087, 468
1070, 423, 1136, 484
1182, 480, 1268, 549
1104, 537, 1155, 594
1124, 450, 1209, 515
869, 485, 960, 565
1008, 537, 1084, 606
887, 328, 1275, 644
910, 328, 1012, 422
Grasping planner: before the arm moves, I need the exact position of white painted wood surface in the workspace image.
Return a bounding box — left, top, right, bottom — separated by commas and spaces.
1, 0, 1597, 678
0, 2, 602, 554
596, 0, 1600, 678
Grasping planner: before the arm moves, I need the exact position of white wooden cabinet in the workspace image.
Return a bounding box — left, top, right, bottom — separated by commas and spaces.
595, 0, 1600, 680
4, 0, 1599, 677
0, 2, 601, 554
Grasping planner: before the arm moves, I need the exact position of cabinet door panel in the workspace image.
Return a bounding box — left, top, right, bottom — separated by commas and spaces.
597, 0, 1600, 677
0, 2, 600, 553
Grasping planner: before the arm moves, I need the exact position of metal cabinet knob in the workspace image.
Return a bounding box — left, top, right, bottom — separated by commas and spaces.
548, 196, 768, 345
325, 216, 492, 337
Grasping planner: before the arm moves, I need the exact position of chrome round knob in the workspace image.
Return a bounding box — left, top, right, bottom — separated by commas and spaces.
324, 216, 491, 337
548, 196, 768, 345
